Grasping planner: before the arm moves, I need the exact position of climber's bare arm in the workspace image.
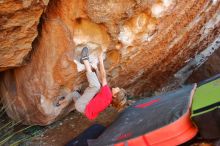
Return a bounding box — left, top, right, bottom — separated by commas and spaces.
98, 52, 107, 86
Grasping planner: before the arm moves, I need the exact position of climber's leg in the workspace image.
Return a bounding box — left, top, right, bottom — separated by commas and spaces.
75, 69, 101, 113
67, 91, 81, 102
75, 47, 101, 113
91, 64, 102, 83
84, 58, 92, 73
55, 90, 81, 107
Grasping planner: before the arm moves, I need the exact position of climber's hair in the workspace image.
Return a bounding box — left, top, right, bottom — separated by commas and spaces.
112, 88, 128, 111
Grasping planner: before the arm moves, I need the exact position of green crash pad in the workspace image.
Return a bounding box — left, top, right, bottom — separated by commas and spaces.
191, 75, 220, 117
191, 74, 220, 139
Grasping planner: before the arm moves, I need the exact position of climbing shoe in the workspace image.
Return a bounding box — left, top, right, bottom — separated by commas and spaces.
54, 96, 65, 107
80, 47, 89, 64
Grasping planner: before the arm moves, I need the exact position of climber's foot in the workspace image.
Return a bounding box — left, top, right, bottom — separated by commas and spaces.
80, 47, 89, 64
55, 96, 66, 107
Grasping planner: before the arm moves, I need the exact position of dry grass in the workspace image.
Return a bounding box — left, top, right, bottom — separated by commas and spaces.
0, 103, 46, 146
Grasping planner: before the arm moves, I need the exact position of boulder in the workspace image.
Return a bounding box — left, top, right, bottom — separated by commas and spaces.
0, 0, 48, 71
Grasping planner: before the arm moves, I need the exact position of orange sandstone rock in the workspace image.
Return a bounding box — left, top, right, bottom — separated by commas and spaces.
0, 0, 48, 71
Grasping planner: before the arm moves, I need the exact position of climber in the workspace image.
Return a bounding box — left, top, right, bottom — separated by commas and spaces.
56, 46, 127, 120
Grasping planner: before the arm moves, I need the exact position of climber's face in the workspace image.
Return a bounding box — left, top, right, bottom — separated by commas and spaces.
112, 87, 120, 97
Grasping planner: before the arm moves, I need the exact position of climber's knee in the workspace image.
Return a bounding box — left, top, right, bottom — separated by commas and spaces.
75, 100, 86, 113
74, 85, 100, 113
